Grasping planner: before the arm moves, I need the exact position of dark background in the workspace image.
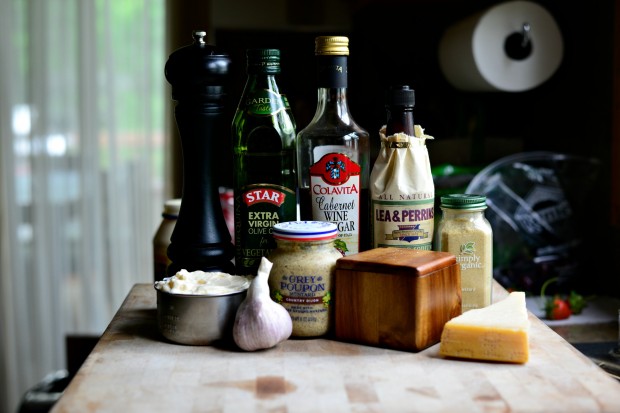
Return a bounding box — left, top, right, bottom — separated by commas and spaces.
208, 0, 615, 294
217, 0, 613, 170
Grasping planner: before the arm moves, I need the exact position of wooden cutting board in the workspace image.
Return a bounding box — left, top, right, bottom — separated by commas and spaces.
52, 283, 620, 413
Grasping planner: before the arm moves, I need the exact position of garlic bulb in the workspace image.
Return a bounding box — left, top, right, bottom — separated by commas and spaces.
233, 257, 292, 351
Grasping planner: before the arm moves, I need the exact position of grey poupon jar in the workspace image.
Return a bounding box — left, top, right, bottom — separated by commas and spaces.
437, 194, 493, 312
268, 221, 341, 337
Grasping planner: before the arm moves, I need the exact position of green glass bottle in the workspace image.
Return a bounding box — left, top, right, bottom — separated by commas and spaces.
232, 49, 297, 275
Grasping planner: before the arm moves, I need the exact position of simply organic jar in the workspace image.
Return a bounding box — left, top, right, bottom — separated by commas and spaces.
268, 221, 341, 337
436, 194, 493, 312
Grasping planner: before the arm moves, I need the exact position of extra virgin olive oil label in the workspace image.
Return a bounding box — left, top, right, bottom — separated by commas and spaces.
235, 184, 296, 272
308, 152, 361, 255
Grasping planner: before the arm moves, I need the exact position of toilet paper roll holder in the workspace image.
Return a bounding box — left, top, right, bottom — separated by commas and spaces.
505, 22, 532, 61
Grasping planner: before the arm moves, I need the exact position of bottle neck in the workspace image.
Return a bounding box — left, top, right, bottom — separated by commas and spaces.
245, 72, 280, 92
316, 55, 347, 88
313, 88, 351, 123
313, 55, 351, 122
386, 107, 415, 136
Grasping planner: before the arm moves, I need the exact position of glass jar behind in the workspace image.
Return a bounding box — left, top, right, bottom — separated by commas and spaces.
153, 199, 181, 282
436, 194, 493, 312
268, 221, 341, 337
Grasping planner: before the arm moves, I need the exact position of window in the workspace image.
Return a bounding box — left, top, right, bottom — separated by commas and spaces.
0, 1, 166, 411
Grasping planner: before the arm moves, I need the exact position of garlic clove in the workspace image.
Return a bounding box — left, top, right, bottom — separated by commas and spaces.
233, 257, 292, 351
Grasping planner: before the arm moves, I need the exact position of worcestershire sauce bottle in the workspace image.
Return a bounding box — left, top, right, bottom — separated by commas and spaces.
232, 49, 297, 275
370, 86, 434, 251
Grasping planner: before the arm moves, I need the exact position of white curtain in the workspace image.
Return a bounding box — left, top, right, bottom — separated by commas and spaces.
0, 1, 166, 412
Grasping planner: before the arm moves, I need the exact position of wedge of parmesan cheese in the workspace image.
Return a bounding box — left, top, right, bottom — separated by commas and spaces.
439, 291, 530, 363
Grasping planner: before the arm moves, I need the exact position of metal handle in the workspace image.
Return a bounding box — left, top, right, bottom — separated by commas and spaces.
521, 23, 531, 47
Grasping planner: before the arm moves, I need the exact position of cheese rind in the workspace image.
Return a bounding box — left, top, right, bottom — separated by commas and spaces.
439, 291, 530, 363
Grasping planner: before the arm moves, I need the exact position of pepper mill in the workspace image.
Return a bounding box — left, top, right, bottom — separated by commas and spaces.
164, 30, 235, 275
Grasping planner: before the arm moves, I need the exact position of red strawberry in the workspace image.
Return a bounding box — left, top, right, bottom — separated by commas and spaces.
545, 295, 571, 320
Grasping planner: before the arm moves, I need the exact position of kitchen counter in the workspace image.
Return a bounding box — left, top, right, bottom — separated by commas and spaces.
52, 282, 620, 412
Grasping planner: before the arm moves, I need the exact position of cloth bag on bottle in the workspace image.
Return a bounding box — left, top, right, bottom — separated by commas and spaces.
370, 125, 435, 249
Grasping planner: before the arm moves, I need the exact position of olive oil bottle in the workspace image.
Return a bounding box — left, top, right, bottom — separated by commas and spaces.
232, 49, 297, 275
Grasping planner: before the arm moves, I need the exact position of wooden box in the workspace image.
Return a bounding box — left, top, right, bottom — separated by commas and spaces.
333, 247, 461, 352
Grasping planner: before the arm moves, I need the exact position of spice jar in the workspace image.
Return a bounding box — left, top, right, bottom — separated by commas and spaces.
268, 221, 341, 337
153, 199, 181, 282
437, 194, 492, 312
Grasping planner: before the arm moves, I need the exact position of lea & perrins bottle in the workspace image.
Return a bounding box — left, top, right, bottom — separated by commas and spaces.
296, 36, 370, 256
232, 48, 297, 275
370, 86, 435, 250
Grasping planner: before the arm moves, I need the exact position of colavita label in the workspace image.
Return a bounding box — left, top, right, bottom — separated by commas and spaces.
235, 184, 296, 272
309, 153, 361, 255
372, 198, 434, 250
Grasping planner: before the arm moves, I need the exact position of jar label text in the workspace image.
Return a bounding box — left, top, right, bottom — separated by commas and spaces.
235, 184, 296, 273
372, 199, 434, 249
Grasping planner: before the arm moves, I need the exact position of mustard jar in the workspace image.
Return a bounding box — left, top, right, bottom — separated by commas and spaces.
436, 194, 493, 312
268, 221, 341, 337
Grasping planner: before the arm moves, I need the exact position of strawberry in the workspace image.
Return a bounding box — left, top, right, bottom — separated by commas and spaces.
540, 277, 574, 320
545, 295, 571, 320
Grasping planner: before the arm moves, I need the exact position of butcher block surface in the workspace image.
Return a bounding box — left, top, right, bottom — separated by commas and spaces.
52, 283, 620, 413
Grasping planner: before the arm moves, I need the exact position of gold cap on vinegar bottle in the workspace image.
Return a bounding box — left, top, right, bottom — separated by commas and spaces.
315, 36, 349, 56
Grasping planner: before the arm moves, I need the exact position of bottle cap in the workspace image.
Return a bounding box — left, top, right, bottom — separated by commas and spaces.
273, 221, 338, 241
315, 36, 349, 56
164, 30, 231, 101
440, 194, 487, 210
386, 85, 415, 108
246, 48, 281, 75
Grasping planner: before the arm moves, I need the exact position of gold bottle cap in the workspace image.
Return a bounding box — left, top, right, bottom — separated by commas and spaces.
315, 36, 349, 56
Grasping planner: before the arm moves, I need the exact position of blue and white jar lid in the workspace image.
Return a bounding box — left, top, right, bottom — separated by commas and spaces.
273, 221, 338, 241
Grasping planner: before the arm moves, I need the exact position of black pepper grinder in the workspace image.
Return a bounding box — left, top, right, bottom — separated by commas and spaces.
164, 30, 235, 275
